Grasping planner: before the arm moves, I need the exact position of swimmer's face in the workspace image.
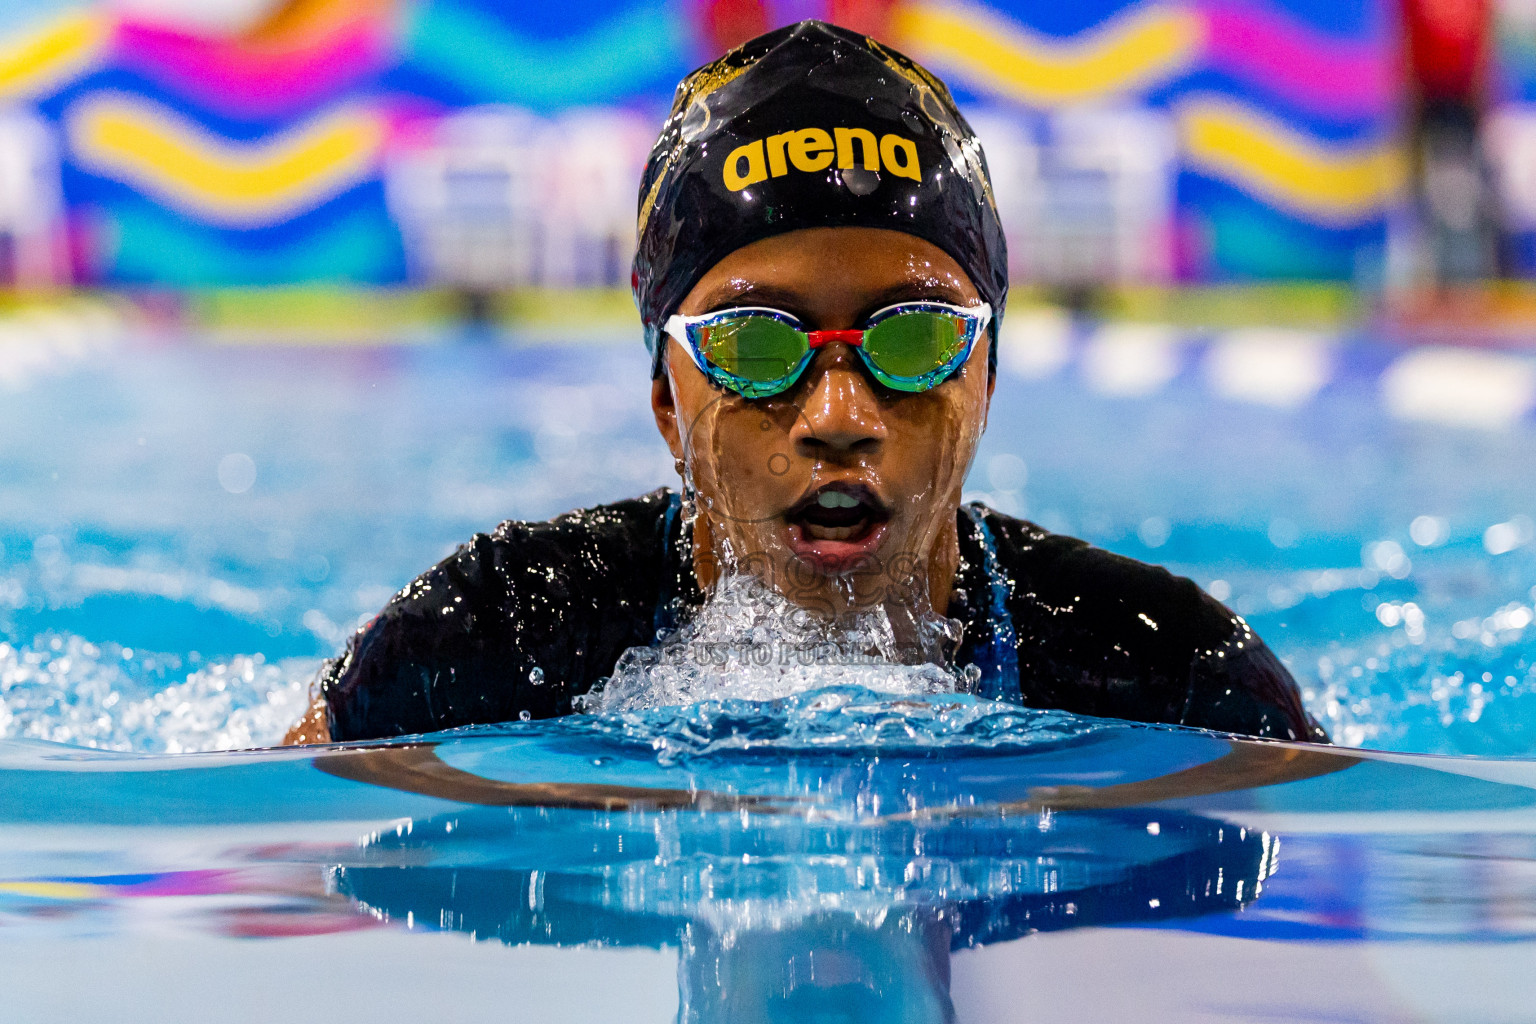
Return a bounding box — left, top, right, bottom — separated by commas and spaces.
652, 226, 993, 616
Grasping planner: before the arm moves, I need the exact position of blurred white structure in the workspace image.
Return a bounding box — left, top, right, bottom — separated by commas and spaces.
973, 107, 1177, 287
0, 109, 67, 288
385, 106, 654, 290
388, 103, 1176, 292
1484, 107, 1536, 234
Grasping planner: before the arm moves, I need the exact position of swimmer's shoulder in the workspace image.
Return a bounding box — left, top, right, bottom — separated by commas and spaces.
965, 503, 1228, 641
489, 488, 678, 569
965, 504, 1325, 743
322, 490, 678, 740
354, 488, 675, 635
396, 487, 678, 612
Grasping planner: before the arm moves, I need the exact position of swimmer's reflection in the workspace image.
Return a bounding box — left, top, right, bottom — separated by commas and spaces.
677, 910, 957, 1023
330, 802, 1273, 1023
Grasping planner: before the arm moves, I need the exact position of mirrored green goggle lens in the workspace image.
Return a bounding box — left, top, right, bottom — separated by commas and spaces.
696, 309, 971, 393
862, 311, 967, 382
698, 316, 807, 383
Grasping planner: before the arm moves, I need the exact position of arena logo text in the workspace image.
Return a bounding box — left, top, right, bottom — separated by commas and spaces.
722, 128, 920, 191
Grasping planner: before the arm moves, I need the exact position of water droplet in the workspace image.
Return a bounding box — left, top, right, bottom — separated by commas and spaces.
518, 710, 532, 722
841, 167, 880, 196
529, 666, 545, 686
680, 99, 710, 143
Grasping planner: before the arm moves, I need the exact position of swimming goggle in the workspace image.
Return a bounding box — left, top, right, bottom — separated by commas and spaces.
663, 301, 992, 399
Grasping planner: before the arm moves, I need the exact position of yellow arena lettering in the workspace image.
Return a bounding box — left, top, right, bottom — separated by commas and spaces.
727, 128, 922, 187
766, 131, 792, 177
834, 127, 879, 171
788, 128, 835, 172
723, 139, 768, 190
880, 134, 921, 181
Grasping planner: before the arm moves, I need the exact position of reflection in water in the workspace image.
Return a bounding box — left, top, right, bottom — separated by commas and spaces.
677, 910, 956, 1024
4, 717, 1534, 1019
333, 802, 1271, 1022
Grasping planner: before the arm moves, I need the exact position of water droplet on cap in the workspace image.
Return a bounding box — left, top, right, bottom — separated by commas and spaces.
841, 167, 880, 196
680, 100, 710, 143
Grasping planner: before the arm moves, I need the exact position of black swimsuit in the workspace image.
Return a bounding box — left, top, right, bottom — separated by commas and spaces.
322, 489, 1325, 743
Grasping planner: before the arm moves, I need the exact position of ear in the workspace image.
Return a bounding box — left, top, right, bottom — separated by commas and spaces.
651, 358, 685, 463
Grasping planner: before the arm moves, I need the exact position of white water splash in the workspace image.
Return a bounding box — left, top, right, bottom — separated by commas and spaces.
0, 634, 317, 752
581, 574, 978, 713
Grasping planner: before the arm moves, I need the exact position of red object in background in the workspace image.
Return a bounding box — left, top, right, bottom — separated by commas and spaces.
1401, 0, 1492, 103
828, 0, 899, 42
697, 0, 901, 60
699, 0, 772, 57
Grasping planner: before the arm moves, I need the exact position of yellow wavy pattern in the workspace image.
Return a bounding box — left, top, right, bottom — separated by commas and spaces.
1179, 98, 1406, 224
0, 12, 109, 102
67, 94, 386, 226
889, 0, 1200, 106
0, 880, 102, 900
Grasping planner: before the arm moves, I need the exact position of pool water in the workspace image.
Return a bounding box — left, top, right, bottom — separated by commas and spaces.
3, 314, 1536, 754
3, 312, 1536, 1020
3, 693, 1534, 1021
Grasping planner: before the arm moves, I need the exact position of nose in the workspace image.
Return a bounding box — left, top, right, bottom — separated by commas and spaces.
791, 344, 887, 460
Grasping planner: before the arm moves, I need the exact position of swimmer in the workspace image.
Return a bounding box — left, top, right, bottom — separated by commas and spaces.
285, 21, 1326, 746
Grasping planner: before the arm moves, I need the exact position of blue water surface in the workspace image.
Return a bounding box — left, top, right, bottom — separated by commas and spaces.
3, 312, 1536, 754
1, 690, 1533, 1021
5, 311, 1536, 1021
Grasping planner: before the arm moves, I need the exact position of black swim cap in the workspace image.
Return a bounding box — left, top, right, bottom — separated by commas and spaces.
632, 20, 1009, 377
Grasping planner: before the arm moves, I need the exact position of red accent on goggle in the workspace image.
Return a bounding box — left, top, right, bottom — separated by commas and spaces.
807, 329, 866, 348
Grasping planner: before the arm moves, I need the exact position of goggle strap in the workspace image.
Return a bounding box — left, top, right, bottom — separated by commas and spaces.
662, 314, 711, 376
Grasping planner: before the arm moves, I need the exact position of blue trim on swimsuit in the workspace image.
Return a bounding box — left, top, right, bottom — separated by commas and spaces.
964, 504, 1022, 703
655, 491, 683, 637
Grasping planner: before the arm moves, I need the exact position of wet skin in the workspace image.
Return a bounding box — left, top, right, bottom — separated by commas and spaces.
282, 226, 992, 745
652, 226, 994, 621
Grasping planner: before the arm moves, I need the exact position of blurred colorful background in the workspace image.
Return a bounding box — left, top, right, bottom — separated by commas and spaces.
9, 1, 1536, 760
0, 0, 1520, 321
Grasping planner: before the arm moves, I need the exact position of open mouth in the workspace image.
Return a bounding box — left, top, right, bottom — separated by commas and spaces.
784, 482, 891, 553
